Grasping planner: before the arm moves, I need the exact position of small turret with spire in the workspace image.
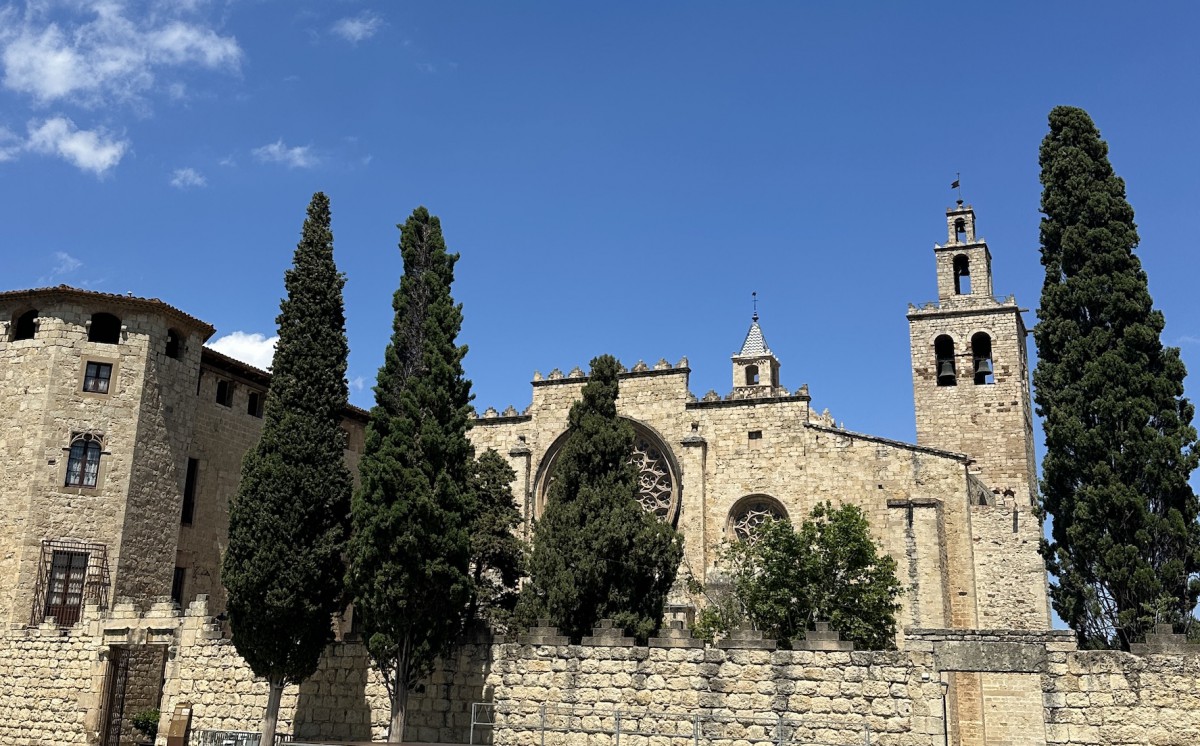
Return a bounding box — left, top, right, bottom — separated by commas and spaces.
732, 292, 783, 397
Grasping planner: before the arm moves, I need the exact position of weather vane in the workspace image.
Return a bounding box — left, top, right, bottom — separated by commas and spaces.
951, 172, 963, 202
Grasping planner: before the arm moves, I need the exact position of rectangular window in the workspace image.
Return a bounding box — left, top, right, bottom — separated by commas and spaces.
215, 380, 232, 407
171, 567, 186, 605
247, 391, 264, 418
45, 551, 88, 626
181, 458, 198, 525
748, 430, 763, 450
83, 362, 112, 394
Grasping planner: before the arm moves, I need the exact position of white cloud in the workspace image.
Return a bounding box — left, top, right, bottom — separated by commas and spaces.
0, 1, 242, 107
169, 166, 205, 188
252, 139, 316, 169
0, 126, 20, 161
350, 375, 365, 392
208, 332, 277, 371
26, 116, 128, 174
37, 250, 83, 285
331, 12, 382, 44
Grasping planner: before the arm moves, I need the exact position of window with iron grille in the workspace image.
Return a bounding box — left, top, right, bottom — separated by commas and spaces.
66, 433, 103, 488
83, 362, 113, 394
31, 540, 110, 627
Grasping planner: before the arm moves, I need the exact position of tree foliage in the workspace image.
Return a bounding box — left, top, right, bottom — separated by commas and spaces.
467, 449, 525, 629
345, 207, 475, 740
693, 502, 901, 650
1034, 106, 1200, 649
222, 192, 352, 742
516, 355, 683, 642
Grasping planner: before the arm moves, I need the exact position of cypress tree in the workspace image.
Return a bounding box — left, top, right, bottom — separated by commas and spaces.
1035, 106, 1200, 649
517, 354, 683, 642
222, 192, 352, 743
467, 449, 525, 628
346, 207, 475, 740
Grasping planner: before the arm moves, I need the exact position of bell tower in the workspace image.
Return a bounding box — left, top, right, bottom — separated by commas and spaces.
732, 309, 782, 397
907, 201, 1037, 505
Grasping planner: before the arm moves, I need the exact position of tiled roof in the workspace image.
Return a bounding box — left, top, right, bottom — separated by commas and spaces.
737, 318, 772, 357
0, 284, 215, 339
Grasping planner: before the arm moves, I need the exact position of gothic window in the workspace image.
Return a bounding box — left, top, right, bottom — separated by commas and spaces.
88, 313, 121, 344
729, 495, 787, 542
972, 332, 994, 385
935, 335, 957, 387
165, 329, 182, 359
65, 433, 102, 488
83, 362, 112, 394
537, 421, 680, 525
953, 254, 971, 294
13, 309, 37, 340
745, 364, 759, 385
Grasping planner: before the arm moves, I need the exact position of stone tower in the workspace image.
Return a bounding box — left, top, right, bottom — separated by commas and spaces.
907, 202, 1048, 631
908, 202, 1037, 505
731, 311, 783, 397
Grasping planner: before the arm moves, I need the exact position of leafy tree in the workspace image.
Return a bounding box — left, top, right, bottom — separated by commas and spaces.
467, 449, 525, 629
693, 502, 901, 650
516, 355, 683, 642
346, 207, 475, 740
1034, 105, 1200, 649
222, 192, 353, 743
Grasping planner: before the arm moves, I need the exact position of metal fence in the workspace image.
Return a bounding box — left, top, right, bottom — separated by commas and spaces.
190, 730, 293, 746
470, 703, 875, 746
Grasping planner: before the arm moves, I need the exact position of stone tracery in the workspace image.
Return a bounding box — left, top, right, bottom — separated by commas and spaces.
729, 495, 787, 542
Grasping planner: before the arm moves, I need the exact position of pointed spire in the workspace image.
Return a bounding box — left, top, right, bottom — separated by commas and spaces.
737, 292, 771, 357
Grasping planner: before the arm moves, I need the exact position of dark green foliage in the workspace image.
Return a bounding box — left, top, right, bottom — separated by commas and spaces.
222, 193, 352, 737
468, 449, 525, 629
692, 502, 901, 650
516, 355, 683, 643
345, 207, 475, 739
1034, 106, 1200, 649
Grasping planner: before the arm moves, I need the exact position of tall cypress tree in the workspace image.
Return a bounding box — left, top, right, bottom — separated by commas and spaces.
467, 449, 525, 628
222, 192, 352, 742
346, 207, 475, 740
1035, 106, 1200, 649
517, 354, 683, 642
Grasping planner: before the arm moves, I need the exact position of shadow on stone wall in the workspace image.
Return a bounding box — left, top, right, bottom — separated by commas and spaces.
293, 642, 374, 742
407, 626, 496, 744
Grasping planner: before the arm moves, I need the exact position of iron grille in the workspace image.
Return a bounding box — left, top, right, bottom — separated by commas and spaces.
30, 539, 111, 626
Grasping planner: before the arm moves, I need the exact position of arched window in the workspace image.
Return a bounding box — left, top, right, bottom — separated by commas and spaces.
728, 494, 787, 542
935, 335, 956, 387
954, 218, 968, 243
65, 433, 102, 488
745, 364, 760, 386
972, 332, 994, 385
88, 313, 121, 344
165, 329, 181, 359
13, 309, 37, 340
953, 254, 971, 294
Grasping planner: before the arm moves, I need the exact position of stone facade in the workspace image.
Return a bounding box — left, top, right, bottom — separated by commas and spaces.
0, 203, 1073, 744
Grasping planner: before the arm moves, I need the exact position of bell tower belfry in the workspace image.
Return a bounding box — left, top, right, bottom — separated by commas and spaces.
732, 309, 782, 397
907, 201, 1037, 506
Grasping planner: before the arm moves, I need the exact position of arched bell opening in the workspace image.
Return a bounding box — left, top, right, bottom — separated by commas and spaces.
972, 332, 994, 385
934, 335, 957, 387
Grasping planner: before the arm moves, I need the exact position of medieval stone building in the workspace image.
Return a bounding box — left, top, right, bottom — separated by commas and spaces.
5, 203, 1149, 746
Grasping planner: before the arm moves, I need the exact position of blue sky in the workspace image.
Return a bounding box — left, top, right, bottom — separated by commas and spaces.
3, 1, 1199, 457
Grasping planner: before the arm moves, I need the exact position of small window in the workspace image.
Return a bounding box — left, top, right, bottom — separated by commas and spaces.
165, 329, 181, 359
953, 254, 971, 295
748, 430, 763, 440
745, 364, 760, 386
171, 567, 186, 605
215, 380, 232, 407
972, 332, 994, 385
181, 458, 198, 525
44, 551, 89, 626
247, 391, 264, 418
935, 335, 957, 387
88, 313, 121, 344
13, 309, 37, 340
83, 362, 112, 394
65, 434, 102, 488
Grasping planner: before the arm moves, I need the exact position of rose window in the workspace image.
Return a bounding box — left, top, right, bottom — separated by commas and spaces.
630, 436, 673, 520
730, 497, 786, 542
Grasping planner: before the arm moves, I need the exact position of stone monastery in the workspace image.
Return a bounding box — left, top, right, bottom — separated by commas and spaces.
0, 203, 1196, 746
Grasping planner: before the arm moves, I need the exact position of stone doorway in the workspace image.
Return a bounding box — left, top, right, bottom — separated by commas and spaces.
100, 644, 169, 746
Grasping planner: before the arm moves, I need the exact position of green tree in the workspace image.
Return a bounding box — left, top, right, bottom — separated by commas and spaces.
1035, 105, 1200, 649
516, 355, 683, 642
693, 502, 901, 650
221, 192, 352, 743
346, 207, 475, 740
467, 449, 525, 629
